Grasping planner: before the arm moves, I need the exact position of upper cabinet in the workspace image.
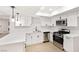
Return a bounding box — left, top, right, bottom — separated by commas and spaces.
67, 15, 77, 26
15, 16, 32, 27
41, 17, 51, 26
31, 16, 52, 26
52, 8, 79, 27
31, 16, 41, 26
51, 17, 57, 26
15, 16, 52, 27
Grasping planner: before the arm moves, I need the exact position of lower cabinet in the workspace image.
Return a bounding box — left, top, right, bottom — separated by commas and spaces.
26, 32, 44, 46
26, 34, 32, 45
64, 35, 73, 52
64, 35, 79, 52
0, 42, 25, 52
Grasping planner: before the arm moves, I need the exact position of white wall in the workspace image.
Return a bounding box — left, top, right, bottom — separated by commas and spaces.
0, 18, 9, 33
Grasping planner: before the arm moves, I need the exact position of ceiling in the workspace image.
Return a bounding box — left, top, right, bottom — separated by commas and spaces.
16, 6, 64, 16
0, 6, 77, 19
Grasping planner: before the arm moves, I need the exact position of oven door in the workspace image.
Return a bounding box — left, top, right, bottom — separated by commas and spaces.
53, 34, 63, 45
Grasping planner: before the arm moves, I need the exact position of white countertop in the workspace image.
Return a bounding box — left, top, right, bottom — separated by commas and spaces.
0, 32, 26, 46
64, 33, 79, 37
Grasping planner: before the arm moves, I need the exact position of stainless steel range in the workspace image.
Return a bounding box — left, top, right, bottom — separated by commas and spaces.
53, 29, 70, 50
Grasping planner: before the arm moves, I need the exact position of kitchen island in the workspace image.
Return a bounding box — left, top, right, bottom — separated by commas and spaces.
0, 32, 26, 52
26, 31, 44, 46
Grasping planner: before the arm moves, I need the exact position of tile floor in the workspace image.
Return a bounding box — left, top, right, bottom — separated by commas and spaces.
26, 42, 64, 52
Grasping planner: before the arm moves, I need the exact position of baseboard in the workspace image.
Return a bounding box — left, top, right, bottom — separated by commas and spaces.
26, 41, 43, 46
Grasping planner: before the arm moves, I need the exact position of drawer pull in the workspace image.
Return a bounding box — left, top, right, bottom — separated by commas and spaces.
66, 36, 71, 39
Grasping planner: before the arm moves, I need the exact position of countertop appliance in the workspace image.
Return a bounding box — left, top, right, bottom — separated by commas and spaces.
53, 29, 70, 50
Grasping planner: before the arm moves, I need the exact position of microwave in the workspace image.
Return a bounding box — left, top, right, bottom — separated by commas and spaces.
56, 18, 67, 26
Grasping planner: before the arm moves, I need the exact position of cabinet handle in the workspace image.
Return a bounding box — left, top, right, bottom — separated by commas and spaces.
31, 36, 32, 38
37, 35, 39, 38
66, 36, 71, 39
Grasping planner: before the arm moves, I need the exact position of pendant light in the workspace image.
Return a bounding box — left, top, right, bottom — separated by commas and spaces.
10, 6, 15, 22
16, 12, 22, 26
16, 13, 19, 21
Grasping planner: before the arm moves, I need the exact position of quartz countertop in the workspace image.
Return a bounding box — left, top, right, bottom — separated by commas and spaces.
0, 33, 25, 46
64, 33, 79, 37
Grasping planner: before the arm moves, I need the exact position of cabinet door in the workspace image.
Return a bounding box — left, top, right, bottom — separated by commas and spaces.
31, 33, 43, 45
15, 16, 31, 26
49, 32, 53, 43
26, 34, 32, 45
64, 36, 73, 52
31, 33, 37, 44
77, 16, 79, 26
32, 17, 41, 26
31, 33, 42, 44
67, 15, 77, 26
41, 17, 51, 26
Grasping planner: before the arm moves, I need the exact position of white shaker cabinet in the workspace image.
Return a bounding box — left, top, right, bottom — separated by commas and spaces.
31, 17, 41, 26
49, 32, 53, 43
67, 15, 77, 26
32, 32, 43, 44
26, 34, 32, 45
64, 35, 73, 52
64, 34, 79, 52
26, 32, 43, 46
32, 16, 51, 26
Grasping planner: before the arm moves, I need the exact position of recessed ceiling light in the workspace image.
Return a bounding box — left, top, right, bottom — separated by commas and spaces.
40, 7, 45, 10
36, 12, 51, 16
49, 8, 53, 11
51, 11, 58, 15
